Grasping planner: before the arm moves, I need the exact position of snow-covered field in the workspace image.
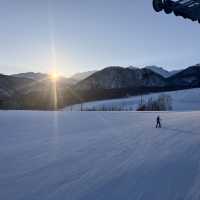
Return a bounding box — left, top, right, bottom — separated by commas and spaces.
65, 88, 200, 111
1, 111, 200, 200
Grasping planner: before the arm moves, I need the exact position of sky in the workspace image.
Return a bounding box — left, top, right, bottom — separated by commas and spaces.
0, 0, 200, 77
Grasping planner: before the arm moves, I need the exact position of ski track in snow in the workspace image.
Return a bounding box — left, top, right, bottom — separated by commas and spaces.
1, 111, 200, 200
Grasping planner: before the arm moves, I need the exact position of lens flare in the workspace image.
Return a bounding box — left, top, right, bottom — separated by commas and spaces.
53, 78, 58, 110
49, 71, 59, 110
50, 72, 59, 81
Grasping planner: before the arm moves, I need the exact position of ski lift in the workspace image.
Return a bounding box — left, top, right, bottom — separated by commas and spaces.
153, 0, 200, 23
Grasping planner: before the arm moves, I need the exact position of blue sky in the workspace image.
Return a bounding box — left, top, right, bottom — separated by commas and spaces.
0, 0, 200, 76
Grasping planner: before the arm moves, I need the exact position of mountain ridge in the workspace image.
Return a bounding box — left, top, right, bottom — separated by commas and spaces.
1, 64, 200, 110
75, 66, 167, 90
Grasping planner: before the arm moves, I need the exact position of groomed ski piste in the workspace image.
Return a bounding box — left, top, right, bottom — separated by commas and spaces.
1, 110, 200, 200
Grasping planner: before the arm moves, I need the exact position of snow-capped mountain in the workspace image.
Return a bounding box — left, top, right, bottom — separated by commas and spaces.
145, 66, 180, 78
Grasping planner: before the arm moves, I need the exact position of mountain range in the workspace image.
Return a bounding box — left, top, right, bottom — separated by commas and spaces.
1, 64, 200, 110
11, 66, 180, 84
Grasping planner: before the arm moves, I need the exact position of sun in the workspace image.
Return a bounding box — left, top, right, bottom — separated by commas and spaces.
50, 72, 59, 81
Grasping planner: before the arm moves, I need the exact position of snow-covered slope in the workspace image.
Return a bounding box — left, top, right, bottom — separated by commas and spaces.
1, 111, 200, 200
66, 88, 200, 111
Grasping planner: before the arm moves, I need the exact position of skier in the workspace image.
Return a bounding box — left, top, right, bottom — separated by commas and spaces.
156, 115, 161, 128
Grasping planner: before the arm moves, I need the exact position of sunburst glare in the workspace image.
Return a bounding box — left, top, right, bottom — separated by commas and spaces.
50, 71, 59, 81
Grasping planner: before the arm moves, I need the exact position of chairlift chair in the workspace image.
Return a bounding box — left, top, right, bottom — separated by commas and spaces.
153, 0, 200, 23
